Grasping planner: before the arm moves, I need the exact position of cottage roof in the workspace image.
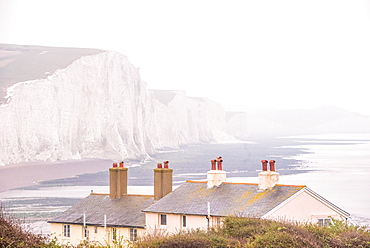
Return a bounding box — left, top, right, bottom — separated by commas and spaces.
49, 194, 154, 228
143, 181, 306, 217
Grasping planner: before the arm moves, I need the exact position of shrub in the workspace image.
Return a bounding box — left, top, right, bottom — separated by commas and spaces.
0, 206, 49, 248
220, 216, 270, 239
329, 231, 370, 248
248, 224, 322, 248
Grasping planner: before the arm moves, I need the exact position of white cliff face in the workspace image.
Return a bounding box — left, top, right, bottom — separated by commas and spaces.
0, 51, 232, 165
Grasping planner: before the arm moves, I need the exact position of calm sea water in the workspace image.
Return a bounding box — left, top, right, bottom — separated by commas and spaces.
1, 133, 370, 233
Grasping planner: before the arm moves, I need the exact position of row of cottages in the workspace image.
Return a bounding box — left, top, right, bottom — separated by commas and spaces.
49, 159, 349, 246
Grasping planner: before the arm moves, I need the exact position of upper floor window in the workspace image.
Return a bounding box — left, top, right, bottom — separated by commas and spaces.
160, 214, 167, 225
182, 215, 187, 227
63, 224, 70, 237
130, 228, 137, 241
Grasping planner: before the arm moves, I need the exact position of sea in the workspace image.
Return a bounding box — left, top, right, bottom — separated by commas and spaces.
1, 133, 370, 234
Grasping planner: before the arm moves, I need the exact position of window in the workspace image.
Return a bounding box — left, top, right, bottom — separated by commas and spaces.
214, 217, 222, 227
94, 226, 98, 233
130, 228, 137, 241
160, 214, 167, 225
317, 218, 331, 227
112, 227, 117, 240
63, 224, 70, 237
84, 226, 89, 239
182, 215, 187, 227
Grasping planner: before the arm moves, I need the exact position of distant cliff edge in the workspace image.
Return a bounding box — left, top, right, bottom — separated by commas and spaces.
0, 44, 235, 165
1, 44, 368, 165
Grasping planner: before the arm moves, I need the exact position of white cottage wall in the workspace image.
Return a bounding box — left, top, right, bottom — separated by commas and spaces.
264, 190, 345, 223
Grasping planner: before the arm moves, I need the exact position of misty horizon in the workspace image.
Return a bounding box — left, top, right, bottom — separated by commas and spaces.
1, 0, 369, 115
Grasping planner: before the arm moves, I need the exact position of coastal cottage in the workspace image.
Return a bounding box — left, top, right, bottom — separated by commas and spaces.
48, 161, 167, 246
49, 159, 349, 245
144, 159, 349, 233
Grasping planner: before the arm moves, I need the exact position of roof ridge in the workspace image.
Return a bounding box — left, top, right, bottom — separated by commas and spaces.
275, 183, 306, 188
186, 180, 206, 183
89, 193, 154, 197
185, 180, 306, 188
222, 182, 258, 185
125, 194, 154, 197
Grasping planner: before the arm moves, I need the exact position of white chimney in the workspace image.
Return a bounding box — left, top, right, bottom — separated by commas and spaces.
207, 157, 226, 188
258, 160, 279, 190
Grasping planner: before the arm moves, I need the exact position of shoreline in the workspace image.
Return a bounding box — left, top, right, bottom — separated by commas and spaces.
0, 159, 113, 192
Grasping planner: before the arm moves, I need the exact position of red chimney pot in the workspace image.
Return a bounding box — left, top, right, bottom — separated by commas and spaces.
163, 161, 169, 168
210, 159, 217, 170
119, 161, 124, 167
157, 163, 162, 169
269, 160, 276, 171
261, 160, 268, 171
217, 156, 223, 170
113, 163, 118, 168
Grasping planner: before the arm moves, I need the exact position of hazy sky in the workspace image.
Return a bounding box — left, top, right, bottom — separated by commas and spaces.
1, 0, 370, 115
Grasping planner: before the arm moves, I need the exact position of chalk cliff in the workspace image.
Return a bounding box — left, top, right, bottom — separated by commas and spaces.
0, 49, 232, 165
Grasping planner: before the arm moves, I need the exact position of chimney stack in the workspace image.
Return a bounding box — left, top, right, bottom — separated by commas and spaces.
154, 161, 173, 200
258, 159, 279, 190
109, 161, 128, 199
207, 157, 226, 188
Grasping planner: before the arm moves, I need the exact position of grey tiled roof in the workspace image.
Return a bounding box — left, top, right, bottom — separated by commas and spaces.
143, 181, 305, 217
49, 194, 154, 228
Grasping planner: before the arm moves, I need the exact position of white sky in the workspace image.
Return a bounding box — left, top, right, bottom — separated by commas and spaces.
1, 0, 370, 115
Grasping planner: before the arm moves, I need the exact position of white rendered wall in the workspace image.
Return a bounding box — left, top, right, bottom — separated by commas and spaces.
146, 212, 215, 234
50, 223, 144, 246
265, 190, 345, 223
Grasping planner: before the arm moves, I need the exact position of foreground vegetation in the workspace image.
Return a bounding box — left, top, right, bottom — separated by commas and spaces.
0, 207, 48, 248
135, 217, 370, 248
1, 210, 370, 248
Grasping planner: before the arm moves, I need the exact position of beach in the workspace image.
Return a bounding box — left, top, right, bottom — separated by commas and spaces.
0, 159, 112, 192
